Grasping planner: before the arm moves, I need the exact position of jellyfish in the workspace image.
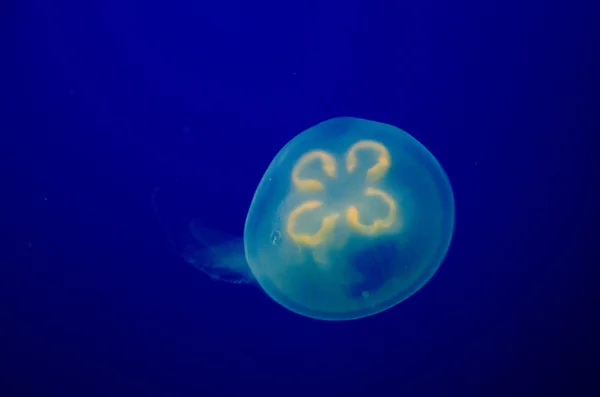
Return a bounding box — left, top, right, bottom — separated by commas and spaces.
153, 117, 455, 321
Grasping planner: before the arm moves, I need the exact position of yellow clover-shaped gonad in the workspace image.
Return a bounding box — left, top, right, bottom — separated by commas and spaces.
286, 140, 399, 252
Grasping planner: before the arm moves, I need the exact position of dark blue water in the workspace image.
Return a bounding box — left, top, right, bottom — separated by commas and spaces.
2, 1, 598, 396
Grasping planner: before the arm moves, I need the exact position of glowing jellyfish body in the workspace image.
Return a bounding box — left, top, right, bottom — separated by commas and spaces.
244, 117, 454, 320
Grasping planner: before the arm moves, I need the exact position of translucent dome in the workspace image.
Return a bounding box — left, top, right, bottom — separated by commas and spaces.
244, 117, 455, 320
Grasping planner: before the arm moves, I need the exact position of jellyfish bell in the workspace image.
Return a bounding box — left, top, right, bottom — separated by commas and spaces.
244, 117, 455, 320
153, 117, 455, 321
